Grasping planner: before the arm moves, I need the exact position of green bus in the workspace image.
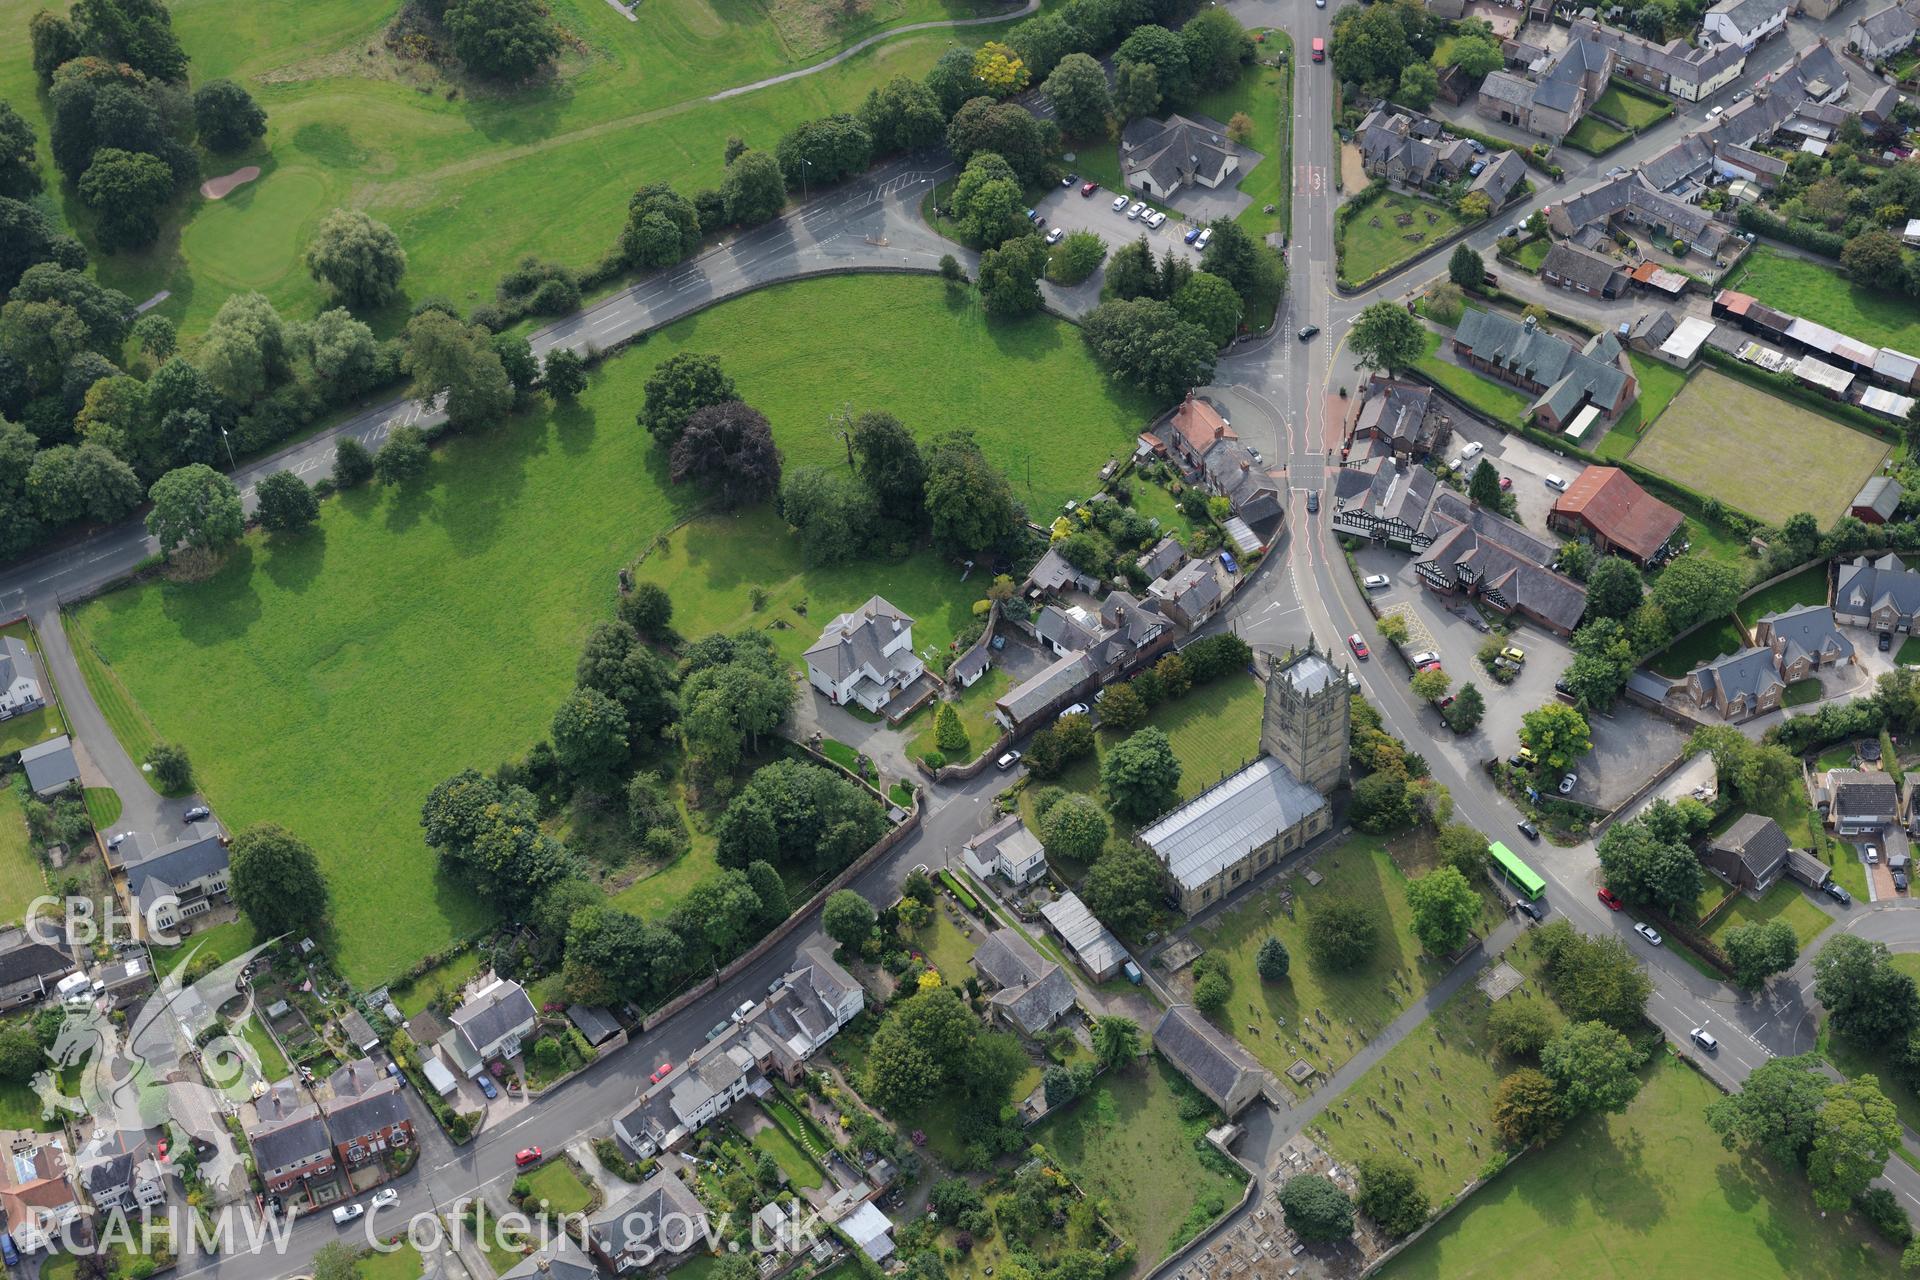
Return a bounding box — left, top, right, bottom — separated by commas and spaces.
1489, 841, 1546, 900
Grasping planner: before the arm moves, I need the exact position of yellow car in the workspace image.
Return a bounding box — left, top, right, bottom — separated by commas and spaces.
1500, 645, 1526, 664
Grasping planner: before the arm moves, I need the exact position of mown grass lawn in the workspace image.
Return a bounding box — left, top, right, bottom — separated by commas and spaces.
1322, 932, 1555, 1201
1647, 616, 1747, 679
1564, 115, 1631, 155
1513, 239, 1551, 272
1038, 1059, 1248, 1259
1416, 330, 1531, 427
391, 949, 485, 1019
1735, 563, 1830, 628
355, 1243, 425, 1280
1631, 371, 1888, 526
906, 905, 986, 985
151, 917, 259, 977
1701, 881, 1834, 952
0, 785, 43, 928
0, 1081, 61, 1133
1899, 635, 1920, 665
1186, 833, 1502, 1094
84, 788, 123, 833
1377, 1056, 1895, 1280
0, 0, 1023, 341
1727, 246, 1920, 353
1594, 355, 1687, 461
68, 276, 1149, 986
522, 1161, 596, 1215
1188, 31, 1292, 242
1591, 85, 1672, 129
1340, 193, 1463, 287
0, 622, 64, 758
908, 667, 1011, 764
751, 1118, 824, 1190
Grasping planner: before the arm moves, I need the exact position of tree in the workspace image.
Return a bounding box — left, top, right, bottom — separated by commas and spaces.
1100, 726, 1181, 822
1081, 297, 1217, 400
1043, 1063, 1078, 1107
1492, 1068, 1564, 1146
1043, 52, 1113, 137
972, 41, 1030, 96
1405, 866, 1478, 956
1595, 810, 1703, 917
1809, 1076, 1902, 1211
147, 464, 242, 554
934, 702, 969, 754
714, 760, 882, 873
1448, 243, 1485, 291
305, 209, 407, 310
1256, 936, 1290, 982
1813, 934, 1920, 1045
1843, 228, 1906, 287
0, 198, 86, 297
1486, 1000, 1556, 1058
253, 470, 318, 533
402, 310, 513, 429
1436, 823, 1489, 877
1541, 1020, 1641, 1115
621, 582, 673, 639
863, 987, 982, 1109
542, 346, 587, 399
145, 742, 192, 793
1198, 218, 1269, 304
1349, 771, 1412, 833
1092, 1015, 1139, 1070
1705, 1052, 1830, 1166
979, 233, 1049, 317
1113, 58, 1160, 119
824, 890, 878, 947
373, 424, 430, 485
1586, 557, 1644, 620
1536, 923, 1650, 1030
1724, 918, 1798, 991
721, 151, 786, 228
1097, 681, 1147, 730
1275, 1175, 1353, 1243
775, 114, 873, 189
299, 308, 381, 399
1040, 793, 1108, 863
29, 10, 84, 83
492, 332, 540, 397
949, 151, 1024, 248
0, 102, 43, 200
1330, 0, 1418, 91
312, 1245, 357, 1280
925, 430, 1020, 555
1519, 702, 1591, 773
1650, 555, 1744, 634
1181, 8, 1250, 90
640, 353, 737, 446
1467, 458, 1502, 509
860, 75, 945, 153
1081, 844, 1163, 936
1410, 667, 1451, 704
1355, 1156, 1429, 1238
228, 823, 328, 937
1117, 25, 1191, 102
197, 291, 287, 403
1349, 301, 1424, 373
1445, 33, 1504, 76
551, 685, 629, 789
444, 0, 560, 80
26, 443, 142, 526
1397, 60, 1438, 109
669, 400, 782, 508
193, 79, 266, 153
1443, 681, 1485, 733
78, 147, 173, 250
1193, 969, 1230, 1014
622, 182, 702, 267
945, 98, 1054, 185
1305, 897, 1378, 969
333, 437, 374, 488
1172, 272, 1243, 346
1458, 190, 1492, 222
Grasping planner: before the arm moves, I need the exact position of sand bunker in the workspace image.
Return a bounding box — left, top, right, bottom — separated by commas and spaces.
200, 166, 261, 200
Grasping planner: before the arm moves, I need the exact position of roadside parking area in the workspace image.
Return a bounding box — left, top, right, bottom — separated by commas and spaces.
1032, 181, 1206, 269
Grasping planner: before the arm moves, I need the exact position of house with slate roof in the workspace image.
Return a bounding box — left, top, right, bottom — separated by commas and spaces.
994, 651, 1097, 731
115, 831, 232, 935
1355, 108, 1480, 191
962, 813, 1048, 887
1687, 646, 1788, 720
1413, 492, 1590, 635
1332, 456, 1438, 550
502, 1241, 600, 1280
1702, 813, 1790, 894
0, 636, 45, 722
1120, 115, 1240, 199
440, 973, 537, 1077
1136, 537, 1185, 582
1152, 1006, 1267, 1117
76, 1129, 167, 1217
1547, 173, 1731, 260
1476, 35, 1615, 139
1850, 1, 1920, 60
1704, 0, 1789, 48
19, 735, 79, 798
1753, 604, 1853, 678
321, 1060, 415, 1172
1027, 547, 1101, 596
587, 1168, 709, 1274
803, 596, 925, 715
1351, 376, 1449, 462
1564, 18, 1747, 101
1540, 243, 1627, 299
1685, 603, 1854, 721
1835, 553, 1920, 634
971, 930, 1076, 1036
1148, 557, 1230, 629
1452, 309, 1638, 430
1820, 768, 1899, 833
246, 1080, 336, 1196
0, 925, 73, 1012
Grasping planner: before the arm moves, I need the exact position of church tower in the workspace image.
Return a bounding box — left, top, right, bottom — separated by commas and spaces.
1260, 638, 1351, 795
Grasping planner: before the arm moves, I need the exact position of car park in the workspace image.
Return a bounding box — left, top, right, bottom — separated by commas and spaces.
1597, 887, 1623, 911
1126, 201, 1146, 220
996, 749, 1023, 770
1184, 226, 1201, 244
1113, 195, 1130, 212
1633, 922, 1664, 946
1500, 645, 1526, 664
1347, 634, 1370, 659
1061, 173, 1077, 186
333, 1204, 365, 1226
1195, 227, 1213, 250
1558, 772, 1576, 794
1045, 227, 1064, 245
1080, 181, 1099, 196
478, 1075, 498, 1100
515, 1147, 542, 1167
1516, 818, 1540, 841
1363, 574, 1390, 590
1408, 650, 1440, 667
1690, 1027, 1718, 1052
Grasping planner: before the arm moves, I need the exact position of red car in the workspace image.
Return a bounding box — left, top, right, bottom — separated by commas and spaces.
1080, 181, 1099, 196
650, 1061, 673, 1084
1499, 475, 1513, 491
515, 1147, 542, 1168
1597, 887, 1624, 911
1417, 659, 1443, 673
1347, 633, 1370, 660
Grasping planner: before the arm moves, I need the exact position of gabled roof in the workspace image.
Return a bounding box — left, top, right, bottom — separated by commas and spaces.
1137, 537, 1185, 580
1854, 476, 1902, 520
588, 1169, 706, 1260
1551, 467, 1684, 561
1827, 768, 1898, 818
19, 735, 78, 793
501, 1242, 600, 1280
0, 636, 40, 696
1153, 1005, 1263, 1111
804, 596, 914, 682
1039, 892, 1126, 978
0, 926, 73, 996
1168, 396, 1235, 458
1140, 756, 1329, 892
1470, 150, 1527, 203
247, 1102, 330, 1171
1354, 379, 1435, 447
122, 832, 230, 900
1478, 70, 1535, 106
1708, 813, 1790, 879
973, 930, 1074, 1033
1540, 243, 1624, 293
1758, 603, 1851, 670
449, 975, 536, 1055
1415, 491, 1589, 631
997, 651, 1096, 725
1122, 114, 1236, 192
1693, 646, 1784, 709
1029, 547, 1094, 593
322, 1073, 411, 1139
1837, 553, 1920, 618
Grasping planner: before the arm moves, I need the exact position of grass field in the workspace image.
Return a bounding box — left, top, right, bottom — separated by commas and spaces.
1186, 833, 1501, 1093
1735, 563, 1830, 628
1564, 116, 1631, 155
1590, 85, 1672, 129
1340, 193, 1464, 287
67, 275, 1149, 985
1321, 933, 1555, 1202
0, 787, 42, 928
84, 788, 123, 832
1038, 1059, 1248, 1259
522, 1160, 596, 1215
0, 623, 64, 758
1594, 355, 1687, 462
1647, 616, 1746, 678
1630, 370, 1889, 526
1727, 246, 1920, 353
1377, 1056, 1895, 1280
1188, 32, 1292, 243
1701, 881, 1834, 952
0, 0, 1022, 342
1416, 330, 1531, 427
908, 667, 1012, 763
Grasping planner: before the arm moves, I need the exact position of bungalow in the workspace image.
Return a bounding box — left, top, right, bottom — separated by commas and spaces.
1821, 769, 1899, 833
1027, 547, 1100, 596
587, 1168, 709, 1274
803, 596, 926, 715
247, 1081, 336, 1196
1153, 1006, 1267, 1118
1452, 310, 1638, 431
961, 813, 1048, 887
0, 1138, 81, 1253
994, 651, 1097, 731
1851, 476, 1902, 525
1121, 115, 1239, 199
116, 831, 232, 935
1835, 553, 1920, 633
19, 735, 78, 798
1701, 813, 1789, 894
320, 1060, 415, 1171
971, 930, 1076, 1037
440, 973, 537, 1078
1547, 466, 1684, 565
0, 925, 74, 1011
1539, 243, 1627, 299
0, 636, 45, 722
1704, 0, 1789, 48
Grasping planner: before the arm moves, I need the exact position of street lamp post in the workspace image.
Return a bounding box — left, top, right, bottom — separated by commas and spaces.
219, 426, 237, 469
801, 157, 812, 203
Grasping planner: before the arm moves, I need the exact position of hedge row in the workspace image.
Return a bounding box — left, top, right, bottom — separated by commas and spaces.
1736, 204, 1844, 259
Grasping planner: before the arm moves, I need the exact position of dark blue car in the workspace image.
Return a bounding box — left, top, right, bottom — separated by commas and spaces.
1183, 226, 1201, 244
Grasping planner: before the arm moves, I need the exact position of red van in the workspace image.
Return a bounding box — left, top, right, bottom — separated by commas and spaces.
1311, 37, 1324, 61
